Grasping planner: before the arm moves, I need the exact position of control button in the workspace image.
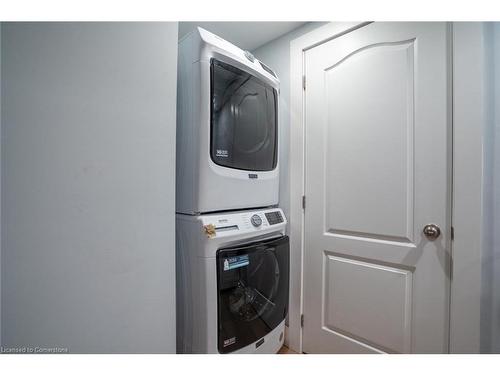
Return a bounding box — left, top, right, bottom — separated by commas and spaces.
265, 211, 283, 225
244, 50, 255, 62
250, 214, 262, 227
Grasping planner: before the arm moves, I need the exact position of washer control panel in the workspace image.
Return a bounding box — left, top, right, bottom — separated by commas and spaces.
200, 208, 286, 238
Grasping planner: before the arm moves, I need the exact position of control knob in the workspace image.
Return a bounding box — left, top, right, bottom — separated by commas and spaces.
250, 214, 262, 227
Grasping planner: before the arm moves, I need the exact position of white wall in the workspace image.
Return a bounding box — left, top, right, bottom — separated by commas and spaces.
1, 22, 178, 353
0, 23, 2, 346
252, 23, 326, 224
475, 21, 500, 354
488, 22, 500, 353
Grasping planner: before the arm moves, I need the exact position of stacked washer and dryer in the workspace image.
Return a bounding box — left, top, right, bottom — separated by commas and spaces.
176, 28, 289, 354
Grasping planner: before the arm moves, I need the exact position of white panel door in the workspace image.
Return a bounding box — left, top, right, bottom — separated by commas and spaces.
302, 22, 451, 354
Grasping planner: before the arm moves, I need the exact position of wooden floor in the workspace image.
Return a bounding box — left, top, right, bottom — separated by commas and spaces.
278, 345, 299, 354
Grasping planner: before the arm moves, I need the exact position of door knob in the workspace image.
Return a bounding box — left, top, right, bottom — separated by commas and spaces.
423, 224, 441, 240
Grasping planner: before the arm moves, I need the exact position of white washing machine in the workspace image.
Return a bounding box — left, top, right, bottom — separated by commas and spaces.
176, 27, 280, 215
176, 207, 289, 354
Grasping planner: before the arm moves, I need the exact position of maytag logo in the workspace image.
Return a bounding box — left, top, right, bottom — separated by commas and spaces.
248, 174, 258, 179
216, 149, 228, 158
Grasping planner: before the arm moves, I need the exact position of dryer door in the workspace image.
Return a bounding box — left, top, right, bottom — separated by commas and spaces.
216, 235, 289, 353
210, 59, 278, 172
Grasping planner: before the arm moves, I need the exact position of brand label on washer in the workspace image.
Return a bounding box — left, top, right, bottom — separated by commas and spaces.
223, 255, 249, 271
223, 337, 236, 347
216, 149, 229, 158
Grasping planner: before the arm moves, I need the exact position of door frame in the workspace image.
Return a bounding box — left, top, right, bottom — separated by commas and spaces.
289, 22, 486, 354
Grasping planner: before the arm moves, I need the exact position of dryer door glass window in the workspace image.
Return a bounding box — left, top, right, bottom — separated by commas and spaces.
211, 59, 278, 172
216, 236, 289, 353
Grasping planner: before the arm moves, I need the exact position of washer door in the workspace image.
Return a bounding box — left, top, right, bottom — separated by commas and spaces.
216, 235, 289, 353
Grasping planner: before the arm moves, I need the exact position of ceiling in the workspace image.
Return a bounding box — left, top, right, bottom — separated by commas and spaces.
178, 22, 307, 51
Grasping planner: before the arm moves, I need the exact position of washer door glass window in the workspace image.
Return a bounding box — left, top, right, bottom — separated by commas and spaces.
216, 236, 289, 353
210, 59, 278, 172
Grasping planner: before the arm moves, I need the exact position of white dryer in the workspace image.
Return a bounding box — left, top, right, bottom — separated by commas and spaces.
176, 208, 289, 354
176, 27, 280, 214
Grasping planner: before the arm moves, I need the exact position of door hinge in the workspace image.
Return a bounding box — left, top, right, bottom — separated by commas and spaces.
451, 226, 455, 241
302, 75, 306, 90
302, 195, 306, 210
301, 314, 304, 328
